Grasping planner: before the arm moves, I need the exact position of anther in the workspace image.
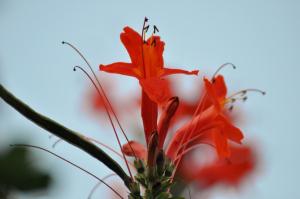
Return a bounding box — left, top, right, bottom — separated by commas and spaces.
153, 25, 159, 33
228, 88, 266, 99
212, 62, 236, 81
144, 25, 150, 32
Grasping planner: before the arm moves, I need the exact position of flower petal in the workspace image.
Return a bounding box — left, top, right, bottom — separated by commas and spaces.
139, 77, 172, 104
161, 68, 199, 76
99, 62, 140, 78
217, 115, 244, 144
141, 90, 158, 144
212, 75, 227, 99
120, 27, 144, 67
213, 129, 230, 158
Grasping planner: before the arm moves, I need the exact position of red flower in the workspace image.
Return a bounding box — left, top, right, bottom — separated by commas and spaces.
166, 75, 244, 160
99, 26, 198, 103
99, 25, 198, 144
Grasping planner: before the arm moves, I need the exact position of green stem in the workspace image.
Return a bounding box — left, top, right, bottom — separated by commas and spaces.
0, 84, 132, 188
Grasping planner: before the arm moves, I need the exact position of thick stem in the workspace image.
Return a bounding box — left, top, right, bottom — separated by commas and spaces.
0, 84, 131, 188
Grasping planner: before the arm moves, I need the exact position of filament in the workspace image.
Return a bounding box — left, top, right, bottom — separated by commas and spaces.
10, 144, 124, 199
212, 62, 236, 80
73, 66, 133, 179
62, 41, 137, 160
87, 173, 117, 199
227, 88, 266, 99
84, 136, 134, 168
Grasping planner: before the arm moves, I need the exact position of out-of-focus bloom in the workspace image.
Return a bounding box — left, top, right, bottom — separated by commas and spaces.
181, 144, 256, 188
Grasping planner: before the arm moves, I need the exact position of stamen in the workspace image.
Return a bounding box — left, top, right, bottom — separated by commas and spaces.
228, 88, 266, 99
212, 62, 236, 81
62, 41, 137, 160
10, 144, 124, 199
87, 173, 117, 199
141, 17, 149, 42
73, 66, 133, 179
84, 136, 134, 168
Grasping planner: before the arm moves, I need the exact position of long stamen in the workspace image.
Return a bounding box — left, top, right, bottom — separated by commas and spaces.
11, 144, 124, 199
73, 66, 133, 179
140, 17, 148, 77
84, 136, 134, 168
62, 41, 137, 160
212, 62, 236, 80
227, 88, 266, 99
173, 124, 218, 163
88, 173, 117, 199
141, 17, 149, 42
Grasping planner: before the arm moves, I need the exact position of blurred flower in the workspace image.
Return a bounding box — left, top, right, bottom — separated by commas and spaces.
181, 144, 256, 188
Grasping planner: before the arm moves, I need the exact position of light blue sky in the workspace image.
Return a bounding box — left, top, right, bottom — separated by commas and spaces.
0, 1, 299, 198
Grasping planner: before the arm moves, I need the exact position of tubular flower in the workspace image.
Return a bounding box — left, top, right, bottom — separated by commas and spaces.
166, 75, 244, 160
99, 26, 198, 102
99, 23, 198, 144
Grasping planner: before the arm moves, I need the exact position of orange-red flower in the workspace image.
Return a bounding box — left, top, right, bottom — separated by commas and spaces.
99, 25, 198, 144
99, 26, 198, 103
166, 75, 244, 160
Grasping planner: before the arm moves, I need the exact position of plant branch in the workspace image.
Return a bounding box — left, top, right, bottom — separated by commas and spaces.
0, 84, 132, 188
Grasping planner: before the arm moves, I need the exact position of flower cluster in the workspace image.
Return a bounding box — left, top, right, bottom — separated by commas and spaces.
89, 18, 263, 198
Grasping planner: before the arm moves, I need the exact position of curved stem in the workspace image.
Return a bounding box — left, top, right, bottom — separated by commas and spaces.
0, 84, 132, 188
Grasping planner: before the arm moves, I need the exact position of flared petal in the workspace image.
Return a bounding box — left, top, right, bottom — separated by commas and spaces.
120, 27, 144, 67
161, 68, 199, 76
100, 62, 140, 78
217, 115, 244, 144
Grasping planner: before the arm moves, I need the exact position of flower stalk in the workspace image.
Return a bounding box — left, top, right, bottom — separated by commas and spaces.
0, 84, 132, 188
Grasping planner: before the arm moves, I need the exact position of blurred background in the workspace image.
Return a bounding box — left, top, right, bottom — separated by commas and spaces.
0, 0, 299, 198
